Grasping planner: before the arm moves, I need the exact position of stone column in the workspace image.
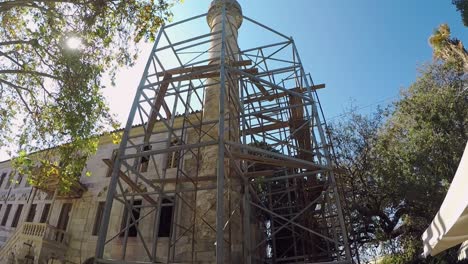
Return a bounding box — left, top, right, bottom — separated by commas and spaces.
194, 0, 243, 263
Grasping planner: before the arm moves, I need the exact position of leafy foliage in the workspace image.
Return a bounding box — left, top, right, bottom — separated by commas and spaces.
453, 0, 468, 27
332, 56, 467, 262
0, 0, 179, 190
429, 24, 467, 72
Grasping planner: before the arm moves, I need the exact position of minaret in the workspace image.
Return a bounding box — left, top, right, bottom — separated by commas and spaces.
195, 0, 243, 262
201, 0, 242, 147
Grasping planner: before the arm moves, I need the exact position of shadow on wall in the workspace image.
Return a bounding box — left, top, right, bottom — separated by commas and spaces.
83, 257, 94, 264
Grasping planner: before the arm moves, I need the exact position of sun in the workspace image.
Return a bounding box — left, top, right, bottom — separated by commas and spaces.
66, 37, 83, 50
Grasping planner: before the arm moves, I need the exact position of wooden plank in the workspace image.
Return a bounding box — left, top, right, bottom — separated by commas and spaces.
231, 152, 320, 171
103, 159, 157, 205
253, 113, 283, 124
162, 100, 171, 120
156, 60, 252, 77
242, 122, 289, 135
289, 92, 304, 120
151, 175, 216, 184
244, 170, 275, 178
243, 84, 326, 104
289, 92, 313, 159
250, 78, 269, 96
166, 68, 258, 82
144, 73, 172, 144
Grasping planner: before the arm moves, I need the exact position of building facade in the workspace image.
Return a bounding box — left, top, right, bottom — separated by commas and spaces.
0, 126, 177, 263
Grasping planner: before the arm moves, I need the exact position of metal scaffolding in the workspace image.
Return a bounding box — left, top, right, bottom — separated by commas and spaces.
95, 1, 352, 263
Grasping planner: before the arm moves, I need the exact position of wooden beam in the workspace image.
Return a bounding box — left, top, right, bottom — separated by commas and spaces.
289, 92, 313, 159
242, 122, 289, 135
243, 84, 326, 104
151, 175, 217, 184
166, 68, 258, 82
231, 152, 321, 171
162, 100, 171, 120
103, 159, 158, 206
253, 113, 283, 124
156, 60, 252, 77
244, 170, 276, 178
250, 78, 269, 96
145, 73, 172, 144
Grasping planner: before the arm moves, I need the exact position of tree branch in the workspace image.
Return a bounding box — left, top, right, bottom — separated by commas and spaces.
0, 51, 23, 67
0, 70, 58, 80
0, 0, 93, 12
0, 39, 37, 46
0, 78, 34, 115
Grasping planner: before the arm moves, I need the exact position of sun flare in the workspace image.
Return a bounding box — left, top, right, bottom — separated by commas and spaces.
66, 37, 82, 49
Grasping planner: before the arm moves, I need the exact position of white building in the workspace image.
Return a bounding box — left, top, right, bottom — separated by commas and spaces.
0, 125, 184, 263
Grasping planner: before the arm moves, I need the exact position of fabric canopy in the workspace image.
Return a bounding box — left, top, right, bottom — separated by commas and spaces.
422, 141, 468, 258
459, 241, 468, 260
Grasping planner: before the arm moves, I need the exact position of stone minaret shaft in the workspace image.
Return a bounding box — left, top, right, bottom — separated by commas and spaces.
194, 0, 243, 263
201, 0, 242, 164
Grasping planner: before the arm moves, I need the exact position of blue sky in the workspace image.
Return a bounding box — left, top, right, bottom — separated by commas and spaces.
103, 0, 467, 124
1, 1, 466, 161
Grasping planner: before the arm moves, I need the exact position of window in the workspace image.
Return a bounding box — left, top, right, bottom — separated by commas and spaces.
39, 204, 51, 223
1, 204, 12, 226
92, 202, 106, 236
5, 172, 14, 188
158, 198, 174, 237
167, 140, 181, 169
15, 174, 23, 188
24, 176, 30, 187
0, 172, 6, 188
140, 145, 152, 172
120, 200, 142, 237
11, 204, 23, 227
106, 149, 119, 177
57, 203, 72, 230
26, 204, 37, 222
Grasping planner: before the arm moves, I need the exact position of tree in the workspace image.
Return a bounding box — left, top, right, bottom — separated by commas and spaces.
0, 0, 180, 191
429, 24, 468, 72
332, 53, 467, 263
453, 0, 468, 27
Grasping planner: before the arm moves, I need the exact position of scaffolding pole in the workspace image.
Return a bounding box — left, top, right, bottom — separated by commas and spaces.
95, 1, 353, 263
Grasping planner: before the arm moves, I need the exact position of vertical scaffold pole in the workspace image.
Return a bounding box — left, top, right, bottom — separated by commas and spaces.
216, 2, 227, 263
95, 25, 166, 261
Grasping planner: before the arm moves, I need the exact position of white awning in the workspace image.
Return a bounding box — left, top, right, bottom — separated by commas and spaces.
459, 240, 468, 261
422, 141, 468, 258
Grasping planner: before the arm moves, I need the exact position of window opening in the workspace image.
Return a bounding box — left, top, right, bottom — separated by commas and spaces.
1, 204, 12, 226
92, 202, 106, 236
11, 204, 24, 227
140, 145, 152, 172
120, 199, 142, 237
39, 204, 51, 223
26, 204, 37, 222
158, 198, 174, 237
167, 140, 181, 169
